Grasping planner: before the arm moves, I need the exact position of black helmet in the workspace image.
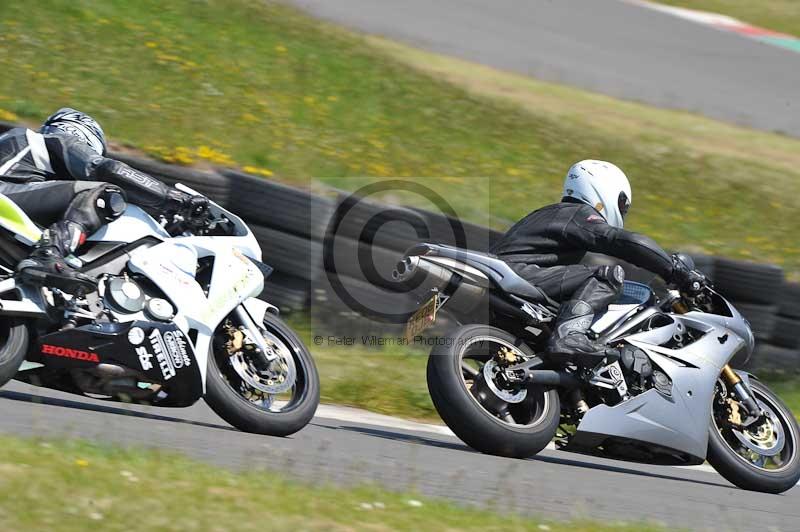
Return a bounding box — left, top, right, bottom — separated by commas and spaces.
40, 108, 107, 156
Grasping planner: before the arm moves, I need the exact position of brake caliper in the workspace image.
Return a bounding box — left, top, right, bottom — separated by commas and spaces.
496, 346, 519, 366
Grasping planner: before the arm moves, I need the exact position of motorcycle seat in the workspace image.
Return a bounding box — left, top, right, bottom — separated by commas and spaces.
407, 243, 556, 306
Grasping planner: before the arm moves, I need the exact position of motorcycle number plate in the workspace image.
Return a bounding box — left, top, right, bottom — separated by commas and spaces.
404, 293, 438, 341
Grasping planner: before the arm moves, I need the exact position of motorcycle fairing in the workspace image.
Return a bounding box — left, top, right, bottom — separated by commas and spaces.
1, 188, 269, 394
87, 204, 170, 243
0, 192, 41, 245
572, 308, 749, 462
29, 320, 203, 407
127, 236, 264, 385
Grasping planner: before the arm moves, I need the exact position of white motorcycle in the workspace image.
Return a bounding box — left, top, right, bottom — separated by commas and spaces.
0, 184, 319, 436
395, 244, 800, 493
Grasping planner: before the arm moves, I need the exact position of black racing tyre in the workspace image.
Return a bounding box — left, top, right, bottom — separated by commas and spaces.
322, 235, 405, 290
311, 274, 418, 322
331, 195, 430, 252
260, 272, 310, 313
712, 258, 783, 305
411, 208, 502, 253
736, 303, 778, 341
0, 318, 29, 387
707, 379, 800, 493
427, 324, 560, 458
222, 170, 334, 241
250, 224, 323, 282
0, 121, 17, 134
750, 343, 800, 374
770, 316, 800, 350
778, 282, 800, 320
205, 313, 319, 436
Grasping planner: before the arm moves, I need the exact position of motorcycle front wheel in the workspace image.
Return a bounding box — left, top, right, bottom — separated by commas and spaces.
427, 324, 560, 458
205, 312, 319, 436
707, 378, 800, 493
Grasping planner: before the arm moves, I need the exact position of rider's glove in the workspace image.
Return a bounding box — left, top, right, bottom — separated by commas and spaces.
671, 255, 706, 294
164, 189, 210, 226
183, 195, 210, 227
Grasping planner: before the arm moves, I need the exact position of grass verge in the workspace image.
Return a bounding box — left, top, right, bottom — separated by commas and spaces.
0, 435, 667, 532
2, 0, 800, 274
759, 376, 800, 416
286, 315, 437, 421
655, 1, 800, 36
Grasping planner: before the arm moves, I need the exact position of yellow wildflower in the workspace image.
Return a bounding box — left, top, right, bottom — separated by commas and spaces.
196, 146, 234, 165
0, 108, 19, 121
243, 166, 274, 177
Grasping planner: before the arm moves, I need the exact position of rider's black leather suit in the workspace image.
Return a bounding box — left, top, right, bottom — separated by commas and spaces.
490, 199, 676, 305
0, 127, 178, 237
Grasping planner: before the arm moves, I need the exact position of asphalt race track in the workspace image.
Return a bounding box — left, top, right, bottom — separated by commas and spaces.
1, 381, 797, 531
286, 0, 800, 137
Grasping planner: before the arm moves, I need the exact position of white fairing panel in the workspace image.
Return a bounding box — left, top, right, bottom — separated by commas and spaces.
107, 194, 266, 389
576, 303, 750, 461
88, 205, 169, 242
128, 239, 264, 386
591, 304, 639, 334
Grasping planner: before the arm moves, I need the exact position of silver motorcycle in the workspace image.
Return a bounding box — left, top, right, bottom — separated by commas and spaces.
394, 243, 800, 494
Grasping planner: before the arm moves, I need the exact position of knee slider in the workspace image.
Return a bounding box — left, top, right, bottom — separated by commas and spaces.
96, 186, 127, 222
597, 264, 625, 289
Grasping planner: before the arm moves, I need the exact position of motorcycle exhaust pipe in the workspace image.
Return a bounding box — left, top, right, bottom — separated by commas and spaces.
525, 369, 581, 389
392, 255, 487, 314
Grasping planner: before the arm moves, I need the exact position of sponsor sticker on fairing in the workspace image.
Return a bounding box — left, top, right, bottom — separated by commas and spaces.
149, 329, 176, 380
128, 326, 145, 345
163, 330, 191, 368
41, 344, 99, 363
136, 346, 154, 371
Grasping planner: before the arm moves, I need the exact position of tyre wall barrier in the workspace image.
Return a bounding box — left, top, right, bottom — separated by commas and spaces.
1, 122, 797, 371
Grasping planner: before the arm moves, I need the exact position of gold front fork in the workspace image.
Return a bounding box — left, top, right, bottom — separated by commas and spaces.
721, 364, 742, 387
721, 364, 761, 418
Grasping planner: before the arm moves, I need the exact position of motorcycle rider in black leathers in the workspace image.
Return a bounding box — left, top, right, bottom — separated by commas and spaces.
490, 159, 704, 367
0, 108, 208, 293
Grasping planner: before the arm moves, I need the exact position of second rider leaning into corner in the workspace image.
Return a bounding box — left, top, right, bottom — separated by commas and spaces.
490, 159, 706, 367
0, 108, 209, 294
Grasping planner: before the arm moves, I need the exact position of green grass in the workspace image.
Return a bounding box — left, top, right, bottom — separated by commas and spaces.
655, 1, 800, 36
287, 315, 436, 420
314, 344, 434, 420
2, 0, 800, 275
760, 376, 800, 416
0, 435, 668, 532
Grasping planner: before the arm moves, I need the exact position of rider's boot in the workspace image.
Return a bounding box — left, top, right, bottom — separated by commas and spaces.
17, 221, 96, 295
547, 266, 625, 368
546, 298, 608, 367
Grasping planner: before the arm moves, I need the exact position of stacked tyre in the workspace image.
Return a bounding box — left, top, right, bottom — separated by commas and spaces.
751, 282, 800, 374
223, 170, 336, 314
710, 257, 793, 372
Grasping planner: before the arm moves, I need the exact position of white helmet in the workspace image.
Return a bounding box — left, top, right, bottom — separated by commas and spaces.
562, 160, 632, 228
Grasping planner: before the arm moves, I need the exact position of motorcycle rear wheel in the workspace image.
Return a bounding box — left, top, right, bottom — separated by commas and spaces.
427, 324, 559, 458
707, 378, 800, 493
0, 317, 29, 388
